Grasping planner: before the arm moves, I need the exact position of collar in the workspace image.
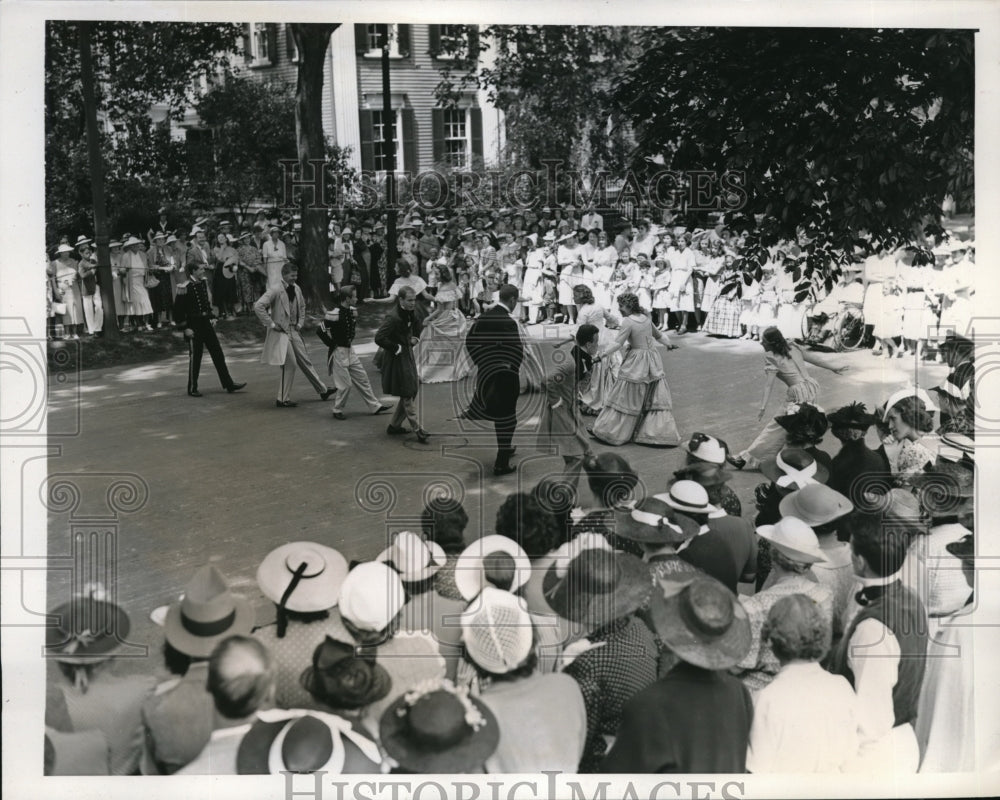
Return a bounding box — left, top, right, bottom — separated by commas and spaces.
675, 525, 710, 553
858, 570, 902, 589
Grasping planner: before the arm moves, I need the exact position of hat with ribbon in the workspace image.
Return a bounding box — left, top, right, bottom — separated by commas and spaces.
375, 531, 447, 583
460, 587, 534, 674
237, 709, 383, 774
649, 577, 751, 670
945, 534, 974, 565
542, 545, 652, 631
109, 239, 124, 248
910, 457, 974, 516
123, 236, 143, 248
882, 385, 939, 420
941, 431, 974, 457
684, 432, 728, 465
256, 542, 349, 631
938, 332, 975, 354
948, 239, 969, 253
194, 216, 210, 226
827, 402, 879, 431
338, 562, 405, 633
543, 230, 557, 243
613, 495, 700, 544
46, 588, 130, 665
454, 535, 531, 601
164, 565, 255, 658
930, 374, 971, 403
461, 228, 477, 238
760, 448, 829, 490
300, 636, 392, 710
755, 517, 826, 565
778, 484, 853, 526
74, 235, 93, 248
661, 480, 719, 516
380, 680, 500, 773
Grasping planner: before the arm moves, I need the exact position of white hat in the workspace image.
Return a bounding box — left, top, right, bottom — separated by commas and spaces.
755, 517, 826, 565
56, 243, 74, 254
948, 239, 969, 252
165, 235, 177, 245
190, 226, 203, 236
662, 480, 718, 516
341, 228, 353, 236
256, 542, 349, 613
684, 433, 727, 465
883, 385, 939, 420
454, 535, 531, 601
109, 239, 123, 248
74, 235, 92, 248
123, 236, 142, 247
153, 231, 167, 240
461, 587, 533, 674
338, 562, 405, 632
376, 531, 447, 583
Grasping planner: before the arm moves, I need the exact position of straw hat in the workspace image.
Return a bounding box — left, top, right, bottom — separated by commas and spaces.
755, 517, 826, 564
778, 484, 853, 526
375, 531, 446, 583
661, 480, 718, 516
338, 563, 405, 633
164, 565, 255, 658
684, 433, 728, 465
648, 577, 751, 670
256, 542, 349, 613
760, 448, 829, 490
123, 236, 143, 248
460, 587, 534, 674
613, 495, 700, 544
453, 535, 531, 601
56, 244, 74, 254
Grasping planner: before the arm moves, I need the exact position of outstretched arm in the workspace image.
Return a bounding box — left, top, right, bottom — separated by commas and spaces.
800, 349, 849, 375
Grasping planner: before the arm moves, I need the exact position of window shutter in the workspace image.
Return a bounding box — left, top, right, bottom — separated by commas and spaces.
467, 27, 480, 63
428, 25, 441, 56
401, 109, 417, 174
397, 24, 411, 57
266, 24, 278, 64
359, 110, 375, 171
286, 25, 296, 60
470, 108, 484, 161
354, 24, 369, 53
243, 24, 252, 64
432, 109, 445, 165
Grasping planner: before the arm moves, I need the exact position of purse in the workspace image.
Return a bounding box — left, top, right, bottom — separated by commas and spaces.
145, 273, 161, 289
51, 301, 67, 315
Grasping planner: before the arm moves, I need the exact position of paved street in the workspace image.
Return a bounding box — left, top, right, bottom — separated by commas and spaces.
45, 323, 948, 676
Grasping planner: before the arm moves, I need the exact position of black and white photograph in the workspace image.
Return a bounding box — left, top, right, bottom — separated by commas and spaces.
2, 1, 999, 798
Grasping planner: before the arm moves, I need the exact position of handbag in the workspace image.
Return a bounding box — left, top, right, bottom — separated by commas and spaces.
145, 272, 161, 289
51, 301, 67, 315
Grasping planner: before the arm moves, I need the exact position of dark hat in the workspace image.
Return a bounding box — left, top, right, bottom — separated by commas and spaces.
945, 534, 974, 564
163, 565, 255, 658
46, 594, 130, 664
649, 577, 751, 670
237, 711, 383, 774
542, 546, 652, 630
939, 332, 975, 353
673, 462, 732, 488
827, 401, 878, 430
614, 495, 700, 544
775, 404, 829, 443
760, 448, 829, 490
300, 636, 391, 710
909, 456, 974, 516
380, 682, 500, 773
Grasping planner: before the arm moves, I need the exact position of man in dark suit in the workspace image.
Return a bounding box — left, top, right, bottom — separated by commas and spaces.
464, 284, 524, 476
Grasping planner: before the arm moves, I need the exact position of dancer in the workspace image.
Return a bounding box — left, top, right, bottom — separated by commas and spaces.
374, 286, 429, 443
253, 264, 335, 408
417, 265, 472, 384
574, 283, 621, 416
589, 292, 681, 447
463, 284, 524, 476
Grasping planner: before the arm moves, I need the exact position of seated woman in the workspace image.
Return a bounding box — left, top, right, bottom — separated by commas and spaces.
877, 389, 940, 483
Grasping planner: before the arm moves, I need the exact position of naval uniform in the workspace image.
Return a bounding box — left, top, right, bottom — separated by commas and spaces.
173, 279, 238, 395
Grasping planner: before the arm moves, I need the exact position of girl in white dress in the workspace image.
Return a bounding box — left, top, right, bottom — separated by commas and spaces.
633, 252, 654, 312
418, 266, 472, 384
574, 284, 622, 415
650, 256, 673, 331
557, 235, 583, 323
521, 242, 546, 325
667, 236, 697, 334
591, 231, 619, 310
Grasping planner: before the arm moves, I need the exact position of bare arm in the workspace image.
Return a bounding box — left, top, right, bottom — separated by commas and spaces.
800, 348, 849, 374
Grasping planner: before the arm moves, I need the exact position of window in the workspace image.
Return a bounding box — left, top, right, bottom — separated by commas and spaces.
365, 24, 399, 56
250, 23, 270, 63
371, 110, 403, 172
443, 109, 469, 167
437, 25, 463, 59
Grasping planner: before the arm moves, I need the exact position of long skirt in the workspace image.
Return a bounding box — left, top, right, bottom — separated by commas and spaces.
704, 295, 742, 337
418, 311, 472, 384
870, 290, 904, 339
591, 349, 680, 446
901, 293, 931, 340
126, 274, 153, 315
579, 327, 622, 412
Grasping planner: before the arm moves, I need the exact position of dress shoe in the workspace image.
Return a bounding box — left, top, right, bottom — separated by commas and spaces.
416, 429, 431, 444
387, 424, 407, 435
188, 390, 203, 397
373, 405, 391, 415
728, 454, 747, 470
227, 382, 247, 393
493, 464, 517, 477
320, 388, 336, 401
275, 400, 298, 408
332, 412, 346, 420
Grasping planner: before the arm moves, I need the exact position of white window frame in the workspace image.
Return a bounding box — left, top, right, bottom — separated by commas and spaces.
442, 108, 472, 168
249, 22, 272, 66
289, 28, 300, 63
363, 24, 402, 58
371, 108, 405, 175
436, 25, 464, 60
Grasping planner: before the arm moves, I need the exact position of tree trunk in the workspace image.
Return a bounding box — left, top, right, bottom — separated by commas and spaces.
291, 23, 339, 310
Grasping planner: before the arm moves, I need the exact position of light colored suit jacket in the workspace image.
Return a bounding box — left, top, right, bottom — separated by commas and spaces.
254, 282, 305, 365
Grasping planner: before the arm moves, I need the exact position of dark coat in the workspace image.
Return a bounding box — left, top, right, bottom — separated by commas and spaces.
374, 304, 421, 398
465, 305, 524, 421
828, 438, 891, 500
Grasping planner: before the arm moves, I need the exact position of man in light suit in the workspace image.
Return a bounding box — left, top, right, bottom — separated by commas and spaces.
254, 264, 335, 408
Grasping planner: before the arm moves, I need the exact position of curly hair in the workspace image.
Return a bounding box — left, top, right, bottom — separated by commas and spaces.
494, 493, 560, 558
617, 292, 648, 318
585, 453, 639, 509
531, 476, 578, 546
763, 594, 831, 664
886, 395, 934, 434
573, 283, 595, 305
421, 498, 468, 555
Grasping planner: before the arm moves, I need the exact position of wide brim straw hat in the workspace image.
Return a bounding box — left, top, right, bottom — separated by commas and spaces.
454, 535, 531, 601
256, 542, 349, 613
375, 531, 447, 583
755, 517, 827, 564
46, 595, 130, 664
163, 564, 255, 658
613, 495, 700, 544
778, 484, 853, 527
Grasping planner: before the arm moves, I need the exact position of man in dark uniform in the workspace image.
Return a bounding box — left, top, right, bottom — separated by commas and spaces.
173, 261, 246, 397
463, 284, 524, 476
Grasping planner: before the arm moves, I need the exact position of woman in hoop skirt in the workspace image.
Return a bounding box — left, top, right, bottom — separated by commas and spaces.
417, 265, 472, 384
589, 292, 681, 447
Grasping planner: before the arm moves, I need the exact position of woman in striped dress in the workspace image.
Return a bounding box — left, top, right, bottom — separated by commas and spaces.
703, 254, 743, 338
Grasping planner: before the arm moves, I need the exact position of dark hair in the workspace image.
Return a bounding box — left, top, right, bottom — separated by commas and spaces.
585, 453, 639, 508
531, 476, 578, 546
498, 284, 520, 304
763, 594, 831, 663
495, 493, 560, 558
886, 395, 934, 434
162, 641, 197, 676
331, 285, 356, 305
421, 498, 468, 555
483, 551, 517, 591
573, 284, 595, 305
207, 636, 275, 720
845, 510, 913, 576
437, 265, 453, 284
575, 323, 600, 347
466, 642, 539, 683
617, 292, 647, 317
760, 327, 791, 358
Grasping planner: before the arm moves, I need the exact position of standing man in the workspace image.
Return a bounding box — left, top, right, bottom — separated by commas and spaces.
173, 261, 246, 398
318, 285, 390, 420
254, 264, 335, 408
261, 225, 287, 291
463, 284, 524, 476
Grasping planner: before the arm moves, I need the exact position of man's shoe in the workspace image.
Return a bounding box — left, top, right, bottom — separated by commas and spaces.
276, 400, 298, 408
493, 464, 517, 477
227, 382, 247, 393
320, 388, 336, 401
416, 429, 431, 444
387, 424, 407, 435
728, 454, 746, 470
373, 405, 391, 415
332, 412, 346, 420
188, 390, 203, 397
